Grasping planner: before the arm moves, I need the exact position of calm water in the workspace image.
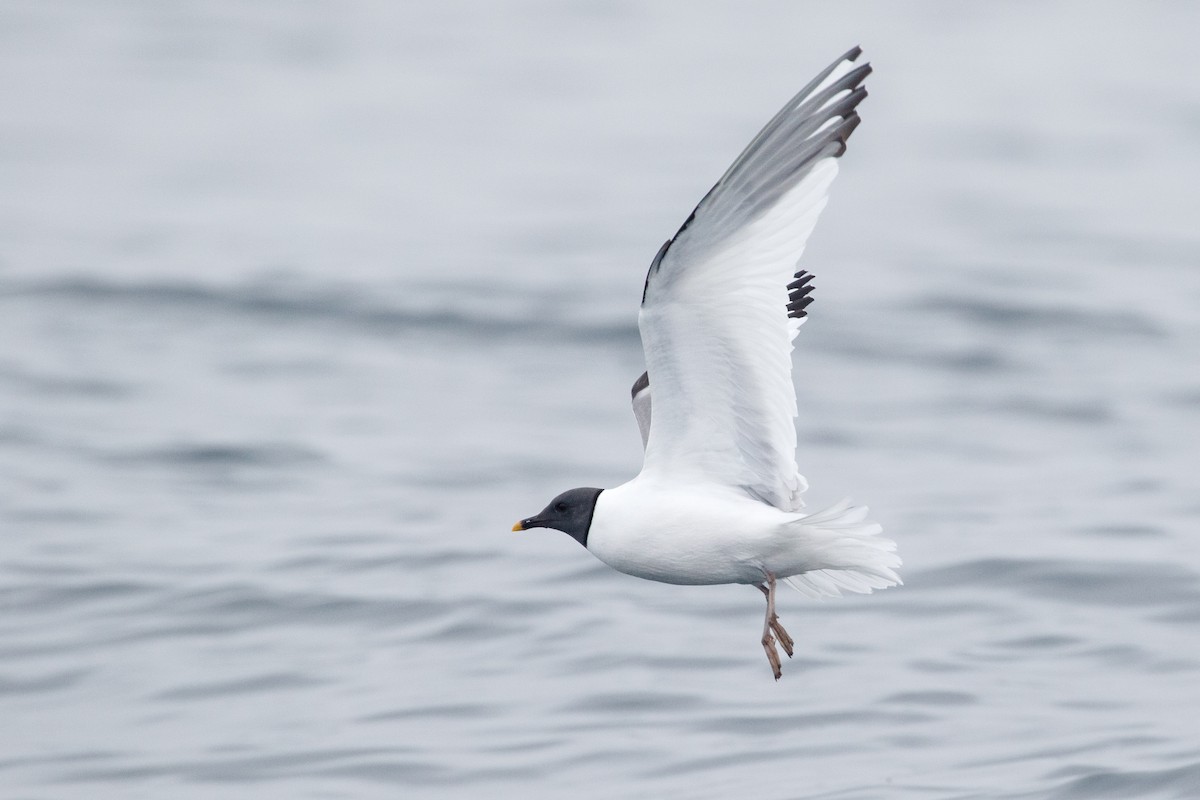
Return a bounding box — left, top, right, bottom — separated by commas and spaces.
3, 2, 1200, 798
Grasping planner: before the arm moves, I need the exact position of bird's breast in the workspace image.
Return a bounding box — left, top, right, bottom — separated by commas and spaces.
586, 481, 783, 585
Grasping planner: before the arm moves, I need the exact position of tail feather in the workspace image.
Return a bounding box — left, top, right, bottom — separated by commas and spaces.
783, 498, 901, 599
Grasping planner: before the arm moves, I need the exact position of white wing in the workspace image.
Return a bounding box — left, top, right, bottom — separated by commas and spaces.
630, 267, 813, 452
637, 47, 869, 511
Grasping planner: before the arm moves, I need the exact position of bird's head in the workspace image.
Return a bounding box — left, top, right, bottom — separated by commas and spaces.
512, 487, 602, 547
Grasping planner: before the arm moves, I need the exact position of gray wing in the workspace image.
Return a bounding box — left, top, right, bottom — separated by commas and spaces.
631, 371, 651, 450
635, 47, 866, 510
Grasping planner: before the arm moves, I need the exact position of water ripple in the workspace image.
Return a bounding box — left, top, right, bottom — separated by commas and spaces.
915, 295, 1167, 339
1046, 760, 1200, 799
99, 441, 325, 469
1, 277, 638, 346
914, 558, 1200, 610
881, 690, 977, 707
0, 669, 89, 696
153, 672, 327, 701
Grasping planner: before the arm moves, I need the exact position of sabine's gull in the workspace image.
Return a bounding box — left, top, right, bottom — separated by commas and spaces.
514, 47, 900, 680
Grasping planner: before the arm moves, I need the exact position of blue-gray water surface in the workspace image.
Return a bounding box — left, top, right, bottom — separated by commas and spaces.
3, 2, 1199, 798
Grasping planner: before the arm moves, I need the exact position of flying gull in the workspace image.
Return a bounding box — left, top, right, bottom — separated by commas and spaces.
514, 47, 900, 679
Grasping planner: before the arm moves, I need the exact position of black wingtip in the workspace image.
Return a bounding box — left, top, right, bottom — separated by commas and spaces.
786, 270, 813, 291
786, 270, 815, 320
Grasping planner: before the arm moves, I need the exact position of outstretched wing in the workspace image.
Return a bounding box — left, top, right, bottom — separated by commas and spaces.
629, 269, 814, 452
636, 47, 869, 511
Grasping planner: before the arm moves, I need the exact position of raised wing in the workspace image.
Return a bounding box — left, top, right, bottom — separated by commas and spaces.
637, 47, 869, 511
630, 269, 814, 452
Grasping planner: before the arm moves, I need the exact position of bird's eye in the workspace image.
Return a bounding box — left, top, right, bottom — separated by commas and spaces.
554, 502, 568, 513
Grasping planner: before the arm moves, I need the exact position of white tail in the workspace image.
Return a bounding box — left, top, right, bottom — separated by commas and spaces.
783, 498, 902, 599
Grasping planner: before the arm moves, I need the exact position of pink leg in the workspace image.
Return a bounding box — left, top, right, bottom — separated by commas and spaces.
755, 573, 793, 680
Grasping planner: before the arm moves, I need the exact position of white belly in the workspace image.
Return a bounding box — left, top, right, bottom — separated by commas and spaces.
586, 478, 796, 585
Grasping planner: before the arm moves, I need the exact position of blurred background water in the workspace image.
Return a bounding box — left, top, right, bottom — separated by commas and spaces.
2, 2, 1199, 798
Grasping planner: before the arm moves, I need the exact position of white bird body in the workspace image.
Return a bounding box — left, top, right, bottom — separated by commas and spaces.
514, 47, 899, 678
589, 479, 797, 586
590, 476, 899, 593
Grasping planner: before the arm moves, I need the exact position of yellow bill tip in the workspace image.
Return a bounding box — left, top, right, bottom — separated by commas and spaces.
511, 521, 525, 532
